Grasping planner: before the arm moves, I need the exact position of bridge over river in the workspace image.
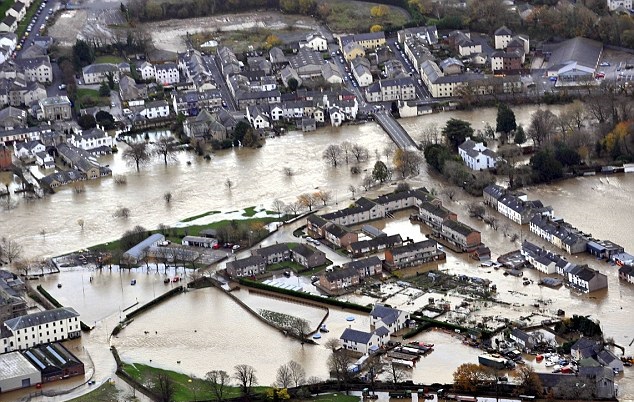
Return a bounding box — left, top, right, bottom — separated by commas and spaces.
373, 110, 419, 149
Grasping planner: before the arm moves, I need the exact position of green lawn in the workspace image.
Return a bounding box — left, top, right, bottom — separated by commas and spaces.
95, 55, 125, 64
323, 0, 410, 33
266, 260, 305, 272
68, 381, 119, 402
0, 1, 15, 22
75, 88, 110, 108
181, 210, 221, 222
242, 206, 258, 217
121, 362, 268, 401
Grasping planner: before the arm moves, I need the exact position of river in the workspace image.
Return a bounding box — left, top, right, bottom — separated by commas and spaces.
3, 103, 634, 398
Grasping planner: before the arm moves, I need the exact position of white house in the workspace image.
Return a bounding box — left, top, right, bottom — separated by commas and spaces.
1, 307, 81, 353
14, 140, 44, 158
608, 0, 632, 10
246, 105, 270, 129
340, 328, 381, 354
352, 58, 373, 87
154, 62, 180, 85
35, 151, 54, 168
138, 61, 155, 80
494, 26, 513, 49
70, 128, 113, 150
370, 304, 409, 334
301, 33, 328, 52
82, 63, 120, 85
458, 137, 498, 171
140, 100, 170, 119
0, 32, 17, 52
328, 106, 345, 127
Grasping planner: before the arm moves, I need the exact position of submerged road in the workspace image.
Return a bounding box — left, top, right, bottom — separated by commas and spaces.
373, 110, 418, 150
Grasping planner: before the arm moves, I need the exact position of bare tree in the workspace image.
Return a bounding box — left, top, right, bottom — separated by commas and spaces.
73, 183, 86, 193
322, 144, 343, 167
350, 143, 369, 162
154, 135, 178, 165
340, 141, 353, 164
153, 373, 175, 402
467, 202, 486, 219
383, 143, 396, 161
289, 317, 310, 342
361, 175, 374, 191
0, 196, 17, 210
287, 360, 306, 387
233, 364, 258, 396
283, 167, 294, 177
39, 228, 46, 239
348, 185, 357, 199
297, 193, 316, 211
163, 191, 172, 204
0, 237, 23, 263
324, 338, 341, 352
285, 201, 301, 217
314, 190, 332, 206
276, 363, 292, 388
327, 351, 353, 391
386, 362, 407, 387
225, 178, 234, 190
271, 199, 286, 219
418, 123, 441, 146
393, 149, 423, 178
113, 207, 131, 219
205, 370, 230, 401
77, 219, 85, 231
528, 109, 558, 148
122, 142, 151, 171
442, 187, 457, 201
113, 174, 127, 185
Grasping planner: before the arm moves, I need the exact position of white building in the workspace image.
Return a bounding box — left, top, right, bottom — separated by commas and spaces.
138, 61, 155, 80
140, 100, 170, 119
81, 63, 120, 85
494, 26, 513, 49
13, 140, 44, 158
1, 307, 81, 353
340, 328, 381, 354
70, 128, 113, 151
246, 105, 270, 129
35, 151, 54, 168
301, 33, 328, 52
0, 352, 42, 393
154, 63, 180, 85
458, 137, 498, 171
608, 0, 632, 10
370, 304, 409, 334
352, 58, 373, 87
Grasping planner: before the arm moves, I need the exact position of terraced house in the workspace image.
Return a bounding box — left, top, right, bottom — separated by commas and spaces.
1, 307, 81, 353
439, 219, 481, 252
384, 239, 445, 269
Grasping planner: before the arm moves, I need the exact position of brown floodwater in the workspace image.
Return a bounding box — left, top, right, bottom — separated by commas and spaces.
4, 103, 634, 398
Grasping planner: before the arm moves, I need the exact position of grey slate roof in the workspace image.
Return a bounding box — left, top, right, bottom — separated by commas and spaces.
340, 328, 373, 344
4, 307, 79, 331
226, 255, 266, 270
344, 256, 382, 271
546, 37, 603, 71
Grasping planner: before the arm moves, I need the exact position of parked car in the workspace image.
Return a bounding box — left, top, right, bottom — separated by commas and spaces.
58, 84, 66, 90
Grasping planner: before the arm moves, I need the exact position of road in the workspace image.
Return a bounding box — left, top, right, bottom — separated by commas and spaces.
373, 109, 418, 149
385, 39, 432, 99
203, 54, 237, 112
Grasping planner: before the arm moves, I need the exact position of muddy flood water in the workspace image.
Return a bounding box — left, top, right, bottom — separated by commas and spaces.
2, 103, 634, 399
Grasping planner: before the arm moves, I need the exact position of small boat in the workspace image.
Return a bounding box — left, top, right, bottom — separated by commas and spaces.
172, 276, 180, 282
130, 279, 136, 285
536, 354, 544, 363
57, 283, 62, 288
320, 324, 329, 333
164, 278, 170, 284
312, 333, 322, 339
346, 316, 355, 322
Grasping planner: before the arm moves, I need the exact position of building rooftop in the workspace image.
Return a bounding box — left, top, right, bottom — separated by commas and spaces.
4, 307, 79, 331
0, 352, 39, 381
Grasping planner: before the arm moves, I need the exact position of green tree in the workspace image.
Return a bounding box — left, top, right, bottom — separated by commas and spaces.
372, 160, 389, 183
72, 39, 95, 69
514, 125, 526, 145
233, 120, 250, 146
288, 78, 299, 92
423, 143, 453, 171
442, 118, 474, 151
99, 82, 111, 97
96, 110, 115, 130
78, 114, 97, 130
554, 141, 581, 166
530, 149, 563, 183
496, 103, 517, 142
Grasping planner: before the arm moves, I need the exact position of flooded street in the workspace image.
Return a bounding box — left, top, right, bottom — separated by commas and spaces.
4, 103, 634, 398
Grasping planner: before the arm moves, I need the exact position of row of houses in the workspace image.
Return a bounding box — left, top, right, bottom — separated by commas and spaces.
0, 343, 84, 393
521, 240, 608, 293
224, 242, 327, 278
308, 188, 484, 254
483, 184, 553, 225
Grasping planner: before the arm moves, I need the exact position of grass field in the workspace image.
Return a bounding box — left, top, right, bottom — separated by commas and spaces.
68, 382, 120, 402
75, 88, 110, 108
95, 55, 126, 64
181, 210, 221, 222
122, 362, 268, 401
324, 0, 410, 32
0, 1, 15, 22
